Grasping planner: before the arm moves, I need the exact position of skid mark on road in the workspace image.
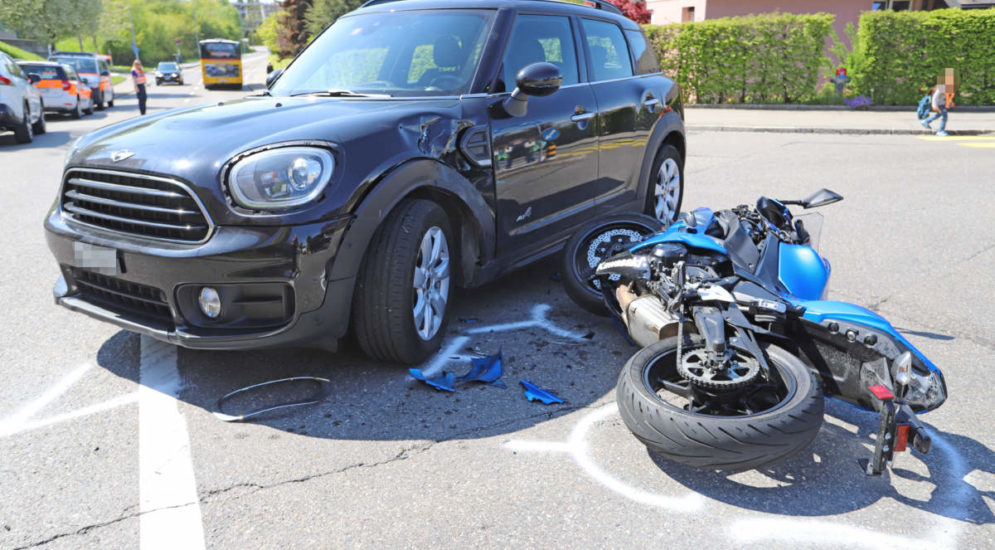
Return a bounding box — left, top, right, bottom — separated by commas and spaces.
506, 403, 969, 549
138, 336, 205, 550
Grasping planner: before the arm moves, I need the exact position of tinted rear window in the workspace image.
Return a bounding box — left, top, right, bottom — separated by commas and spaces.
19, 64, 66, 80
158, 63, 178, 71
624, 30, 660, 75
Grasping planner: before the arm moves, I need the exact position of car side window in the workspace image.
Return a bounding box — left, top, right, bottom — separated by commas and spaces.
499, 14, 579, 92
581, 19, 633, 82
7, 58, 26, 79
624, 29, 660, 75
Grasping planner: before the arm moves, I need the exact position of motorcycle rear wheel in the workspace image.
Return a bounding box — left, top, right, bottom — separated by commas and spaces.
617, 335, 823, 471
562, 213, 661, 315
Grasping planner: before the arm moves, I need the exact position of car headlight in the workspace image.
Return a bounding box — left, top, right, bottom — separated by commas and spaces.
65, 136, 83, 167
227, 147, 334, 210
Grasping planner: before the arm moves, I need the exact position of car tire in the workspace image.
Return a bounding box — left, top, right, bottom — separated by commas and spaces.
95, 90, 105, 110
31, 108, 46, 135
13, 102, 33, 143
84, 99, 94, 115
617, 336, 824, 471
644, 144, 684, 224
353, 199, 455, 364
562, 213, 661, 315
71, 97, 82, 119
107, 92, 114, 108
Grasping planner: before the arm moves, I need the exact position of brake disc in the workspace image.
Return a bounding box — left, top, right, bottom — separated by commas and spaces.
677, 346, 761, 391
585, 228, 646, 289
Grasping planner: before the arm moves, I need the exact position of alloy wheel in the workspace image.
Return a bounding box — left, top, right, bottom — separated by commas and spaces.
412, 226, 450, 341
654, 158, 681, 222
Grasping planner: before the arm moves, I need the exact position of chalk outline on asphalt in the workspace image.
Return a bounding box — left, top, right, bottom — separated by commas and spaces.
505, 404, 968, 550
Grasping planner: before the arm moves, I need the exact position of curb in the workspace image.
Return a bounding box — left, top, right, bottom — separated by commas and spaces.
687, 125, 995, 136
686, 104, 995, 113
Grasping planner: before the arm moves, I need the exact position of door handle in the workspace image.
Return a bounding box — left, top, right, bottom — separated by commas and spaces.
643, 96, 660, 108
571, 112, 596, 123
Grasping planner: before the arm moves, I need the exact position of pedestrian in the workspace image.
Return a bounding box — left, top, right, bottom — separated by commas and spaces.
131, 60, 148, 116
922, 68, 955, 137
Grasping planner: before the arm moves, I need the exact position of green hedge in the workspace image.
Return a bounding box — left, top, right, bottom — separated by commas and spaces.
644, 13, 834, 104
0, 40, 44, 61
856, 9, 995, 106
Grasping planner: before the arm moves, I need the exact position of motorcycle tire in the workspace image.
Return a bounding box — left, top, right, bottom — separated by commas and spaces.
562, 213, 661, 315
617, 336, 824, 471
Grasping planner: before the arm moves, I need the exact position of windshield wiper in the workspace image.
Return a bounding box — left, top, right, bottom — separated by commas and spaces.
290, 89, 391, 98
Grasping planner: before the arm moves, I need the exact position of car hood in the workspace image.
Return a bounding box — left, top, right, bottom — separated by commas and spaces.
68, 94, 470, 224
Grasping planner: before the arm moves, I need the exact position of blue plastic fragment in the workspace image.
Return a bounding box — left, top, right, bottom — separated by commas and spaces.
520, 379, 564, 404
409, 369, 456, 392
456, 349, 503, 385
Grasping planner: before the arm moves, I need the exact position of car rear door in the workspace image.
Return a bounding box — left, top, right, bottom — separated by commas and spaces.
579, 19, 663, 215
489, 12, 600, 258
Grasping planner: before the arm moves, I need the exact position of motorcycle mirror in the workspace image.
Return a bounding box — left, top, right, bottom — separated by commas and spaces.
801, 188, 844, 209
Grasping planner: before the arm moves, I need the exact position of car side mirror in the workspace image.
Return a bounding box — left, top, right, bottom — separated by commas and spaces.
101, 71, 110, 76
502, 62, 562, 118
27, 73, 41, 84
265, 68, 283, 88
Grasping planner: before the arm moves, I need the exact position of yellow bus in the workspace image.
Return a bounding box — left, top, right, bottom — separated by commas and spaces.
199, 39, 242, 89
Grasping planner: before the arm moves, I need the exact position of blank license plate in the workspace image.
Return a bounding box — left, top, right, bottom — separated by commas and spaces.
74, 242, 119, 275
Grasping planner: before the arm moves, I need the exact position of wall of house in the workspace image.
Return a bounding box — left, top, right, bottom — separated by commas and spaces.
647, 0, 709, 25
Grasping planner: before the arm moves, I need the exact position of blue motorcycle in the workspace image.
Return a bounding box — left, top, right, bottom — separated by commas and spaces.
562, 189, 947, 474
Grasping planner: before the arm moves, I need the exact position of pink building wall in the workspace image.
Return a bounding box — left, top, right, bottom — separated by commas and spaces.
647, 0, 871, 44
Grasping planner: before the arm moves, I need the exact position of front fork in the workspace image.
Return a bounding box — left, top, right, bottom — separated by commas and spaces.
861, 352, 933, 476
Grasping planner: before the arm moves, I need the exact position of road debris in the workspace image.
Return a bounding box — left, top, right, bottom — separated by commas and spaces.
409, 369, 457, 392
520, 380, 564, 404
213, 377, 330, 422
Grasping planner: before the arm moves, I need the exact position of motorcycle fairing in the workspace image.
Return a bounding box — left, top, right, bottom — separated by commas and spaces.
778, 243, 831, 300
796, 300, 940, 375
632, 208, 727, 255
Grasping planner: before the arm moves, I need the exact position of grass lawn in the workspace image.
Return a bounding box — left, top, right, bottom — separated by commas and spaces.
0, 41, 44, 61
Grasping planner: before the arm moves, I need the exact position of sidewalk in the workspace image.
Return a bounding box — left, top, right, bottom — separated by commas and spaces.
685, 107, 995, 135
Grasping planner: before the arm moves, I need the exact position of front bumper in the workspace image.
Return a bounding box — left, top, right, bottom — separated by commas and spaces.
157, 74, 182, 83
45, 208, 354, 350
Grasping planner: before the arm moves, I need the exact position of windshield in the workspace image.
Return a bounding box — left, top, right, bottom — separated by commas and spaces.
158, 62, 178, 71
51, 56, 97, 74
795, 212, 824, 253
200, 42, 240, 59
271, 10, 493, 98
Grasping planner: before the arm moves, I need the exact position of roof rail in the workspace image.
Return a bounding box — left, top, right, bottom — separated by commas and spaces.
360, 0, 623, 16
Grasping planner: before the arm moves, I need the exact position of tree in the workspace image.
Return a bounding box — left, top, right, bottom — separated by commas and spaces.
0, 0, 80, 49
274, 0, 312, 58
305, 0, 362, 38
606, 0, 651, 25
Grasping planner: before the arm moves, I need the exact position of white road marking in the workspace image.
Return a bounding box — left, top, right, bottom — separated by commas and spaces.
0, 362, 92, 433
0, 392, 138, 438
138, 336, 205, 550
416, 335, 471, 378
466, 303, 587, 340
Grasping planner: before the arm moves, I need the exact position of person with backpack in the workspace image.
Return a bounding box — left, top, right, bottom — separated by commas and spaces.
921, 69, 955, 137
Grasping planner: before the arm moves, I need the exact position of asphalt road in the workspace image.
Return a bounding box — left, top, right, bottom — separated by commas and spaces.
1, 51, 993, 550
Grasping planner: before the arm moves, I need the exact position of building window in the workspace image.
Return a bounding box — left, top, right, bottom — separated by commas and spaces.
682, 6, 695, 22
872, 0, 912, 9
891, 1, 911, 9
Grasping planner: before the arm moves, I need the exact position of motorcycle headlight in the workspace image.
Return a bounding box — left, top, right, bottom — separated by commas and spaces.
227, 147, 334, 210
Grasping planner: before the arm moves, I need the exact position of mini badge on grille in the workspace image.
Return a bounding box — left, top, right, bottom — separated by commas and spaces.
111, 149, 135, 162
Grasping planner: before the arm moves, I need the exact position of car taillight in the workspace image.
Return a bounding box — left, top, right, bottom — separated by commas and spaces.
0, 76, 12, 85
62, 80, 71, 91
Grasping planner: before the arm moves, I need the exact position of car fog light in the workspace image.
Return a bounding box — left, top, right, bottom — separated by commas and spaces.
198, 287, 222, 318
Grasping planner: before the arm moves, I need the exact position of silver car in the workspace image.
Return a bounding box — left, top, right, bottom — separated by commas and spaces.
0, 52, 45, 143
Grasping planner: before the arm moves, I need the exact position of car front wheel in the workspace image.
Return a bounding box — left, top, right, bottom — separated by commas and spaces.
353, 199, 454, 364
645, 144, 684, 224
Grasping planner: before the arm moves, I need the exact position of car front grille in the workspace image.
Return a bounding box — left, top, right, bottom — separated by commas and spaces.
71, 268, 174, 328
61, 168, 212, 243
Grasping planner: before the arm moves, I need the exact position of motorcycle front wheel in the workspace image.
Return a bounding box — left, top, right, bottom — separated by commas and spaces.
617, 335, 824, 471
562, 213, 661, 315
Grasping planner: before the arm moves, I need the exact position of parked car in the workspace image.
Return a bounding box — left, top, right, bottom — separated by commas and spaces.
17, 61, 93, 119
0, 52, 45, 143
45, 0, 686, 364
154, 62, 184, 85
48, 52, 114, 109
